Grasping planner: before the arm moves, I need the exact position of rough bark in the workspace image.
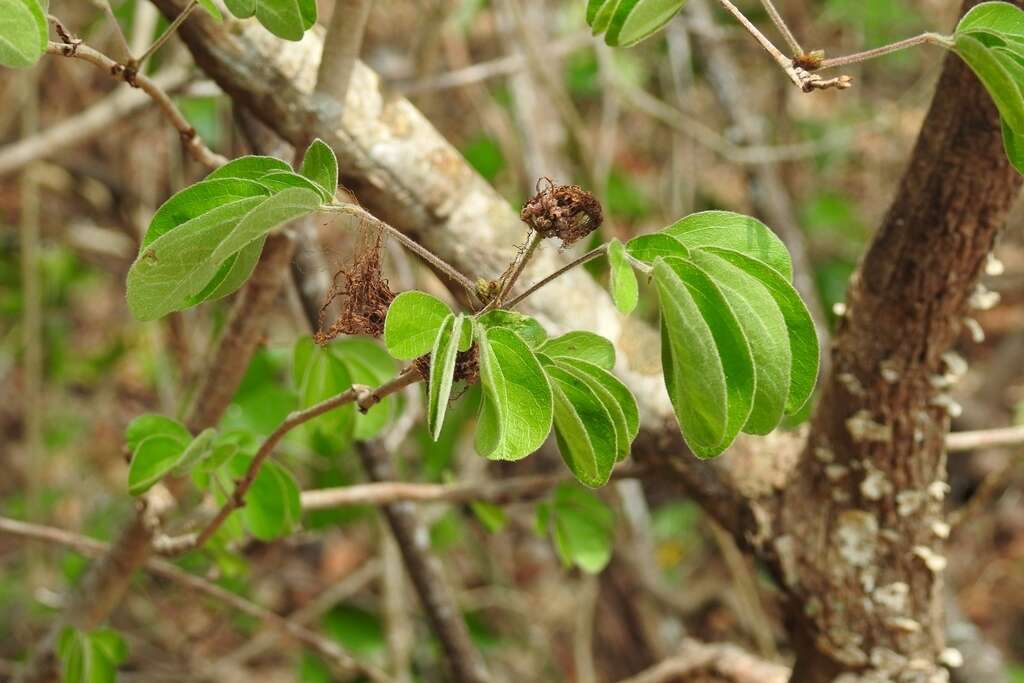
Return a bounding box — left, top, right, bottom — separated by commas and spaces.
775, 5, 1023, 679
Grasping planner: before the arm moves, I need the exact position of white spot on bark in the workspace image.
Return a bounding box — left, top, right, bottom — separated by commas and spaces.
969, 283, 1000, 311
847, 410, 892, 443
913, 545, 948, 572
886, 616, 922, 632
775, 535, 800, 588
880, 358, 902, 384
930, 394, 963, 418
860, 464, 893, 500
815, 446, 836, 463
939, 648, 963, 668
896, 490, 925, 517
986, 253, 1005, 276
931, 520, 951, 539
928, 481, 950, 501
873, 581, 909, 612
837, 510, 878, 568
833, 489, 852, 503
870, 646, 908, 671
833, 302, 847, 317
964, 316, 985, 343
826, 464, 849, 481
839, 372, 866, 397
941, 351, 967, 381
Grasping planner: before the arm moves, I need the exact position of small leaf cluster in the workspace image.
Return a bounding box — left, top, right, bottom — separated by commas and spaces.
586, 0, 688, 47
952, 1, 1024, 173
126, 139, 337, 321
58, 627, 127, 683
536, 483, 615, 573
221, 0, 318, 41
610, 211, 819, 458
123, 414, 301, 542
384, 294, 638, 488
0, 0, 47, 69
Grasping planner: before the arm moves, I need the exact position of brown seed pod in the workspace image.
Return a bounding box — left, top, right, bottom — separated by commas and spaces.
520, 178, 603, 246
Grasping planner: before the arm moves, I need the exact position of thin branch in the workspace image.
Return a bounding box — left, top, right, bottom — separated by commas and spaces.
0, 517, 388, 682
615, 638, 789, 683
357, 441, 491, 683
324, 203, 480, 302
46, 37, 226, 168
759, 0, 802, 54
301, 464, 644, 510
315, 0, 373, 104
168, 367, 423, 554
93, 0, 134, 62
504, 244, 608, 310
134, 0, 198, 67
946, 425, 1024, 453
817, 32, 954, 70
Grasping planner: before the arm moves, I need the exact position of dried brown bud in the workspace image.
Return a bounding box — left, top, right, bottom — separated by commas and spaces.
520, 178, 603, 246
793, 49, 825, 71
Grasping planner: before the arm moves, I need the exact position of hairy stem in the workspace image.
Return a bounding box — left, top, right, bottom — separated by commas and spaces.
817, 32, 955, 70
760, 0, 802, 54
504, 244, 608, 310
324, 203, 480, 304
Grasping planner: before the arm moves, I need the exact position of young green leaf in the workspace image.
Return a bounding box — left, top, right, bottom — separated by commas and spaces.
256, 170, 332, 198
478, 309, 548, 347
1003, 117, 1024, 173
607, 238, 639, 314
127, 435, 187, 496
300, 139, 339, 200
625, 233, 690, 263
588, 0, 688, 47
545, 363, 620, 486
663, 211, 793, 280
226, 454, 302, 540
653, 259, 728, 456
427, 314, 463, 440
127, 187, 321, 320
383, 290, 452, 360
225, 0, 317, 40
538, 331, 616, 370
953, 33, 1024, 132
58, 628, 125, 683
553, 356, 639, 451
207, 155, 292, 181
474, 326, 553, 461
688, 250, 790, 434
547, 484, 615, 573
0, 0, 47, 69
957, 2, 1024, 38
197, 0, 223, 20
124, 414, 191, 452
293, 337, 357, 442
172, 428, 218, 476
707, 248, 819, 414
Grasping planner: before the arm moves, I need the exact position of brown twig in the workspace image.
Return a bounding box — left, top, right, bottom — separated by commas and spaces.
134, 0, 198, 67
45, 38, 226, 168
946, 425, 1024, 452
759, 0, 802, 54
817, 32, 954, 70
0, 516, 388, 682
504, 244, 608, 310
357, 441, 491, 683
166, 367, 422, 554
615, 638, 789, 683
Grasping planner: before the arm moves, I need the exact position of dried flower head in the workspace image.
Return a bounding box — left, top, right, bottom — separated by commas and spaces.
316, 229, 394, 343
520, 178, 603, 246
792, 49, 825, 71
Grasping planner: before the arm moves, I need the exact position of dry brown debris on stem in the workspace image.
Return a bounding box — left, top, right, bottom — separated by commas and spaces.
316, 228, 394, 343
520, 177, 604, 246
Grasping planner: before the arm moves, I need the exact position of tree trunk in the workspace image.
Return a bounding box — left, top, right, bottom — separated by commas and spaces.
777, 3, 1022, 679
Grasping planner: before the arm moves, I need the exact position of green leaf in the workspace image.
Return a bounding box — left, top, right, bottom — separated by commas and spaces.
707, 248, 819, 415
554, 356, 639, 446
610, 0, 688, 47
544, 362, 619, 486
666, 257, 754, 455
224, 0, 256, 17
958, 2, 1024, 37
197, 0, 223, 20
470, 501, 507, 533
58, 628, 122, 683
172, 428, 218, 476
427, 314, 463, 440
625, 233, 691, 263
954, 33, 1024, 132
88, 630, 128, 667
663, 211, 793, 280
124, 414, 190, 452
207, 155, 292, 181
227, 454, 302, 540
689, 250, 790, 434
127, 187, 321, 320
300, 139, 339, 199
548, 484, 614, 573
607, 239, 639, 314
330, 338, 398, 439
477, 310, 548, 347
257, 0, 317, 40
383, 290, 453, 360
475, 325, 553, 461
142, 178, 270, 247
292, 337, 357, 441
128, 435, 188, 496
1003, 116, 1024, 173
0, 0, 47, 69
538, 331, 616, 370
256, 170, 332, 198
